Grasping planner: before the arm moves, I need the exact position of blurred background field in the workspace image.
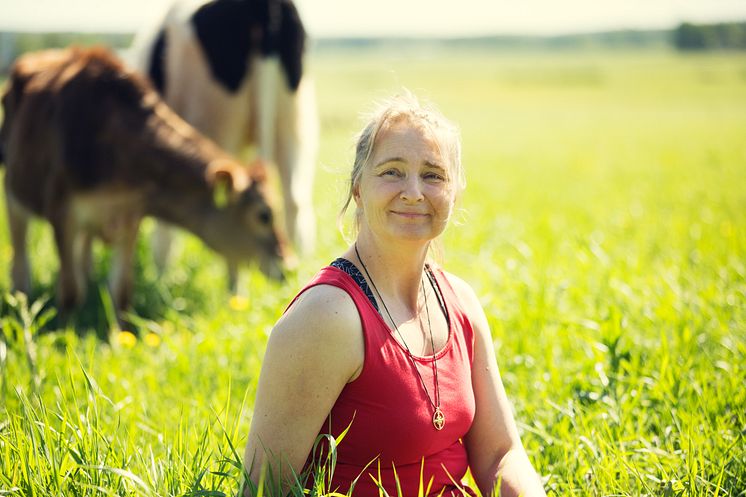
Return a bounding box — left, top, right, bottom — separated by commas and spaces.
1, 33, 745, 497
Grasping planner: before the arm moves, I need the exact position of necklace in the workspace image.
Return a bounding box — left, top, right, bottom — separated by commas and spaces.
354, 243, 445, 430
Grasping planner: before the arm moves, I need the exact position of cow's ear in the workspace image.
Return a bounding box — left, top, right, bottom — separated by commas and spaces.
208, 159, 247, 207
212, 170, 232, 208
248, 159, 268, 184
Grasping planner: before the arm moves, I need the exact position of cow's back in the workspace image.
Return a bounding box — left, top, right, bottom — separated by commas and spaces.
2, 49, 75, 215
2, 47, 154, 216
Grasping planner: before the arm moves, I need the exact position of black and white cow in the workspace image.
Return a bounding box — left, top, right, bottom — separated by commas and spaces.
130, 0, 317, 276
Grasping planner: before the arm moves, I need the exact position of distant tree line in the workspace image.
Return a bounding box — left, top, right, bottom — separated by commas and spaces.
674, 21, 746, 50
1, 21, 745, 74
0, 32, 133, 74
313, 30, 671, 53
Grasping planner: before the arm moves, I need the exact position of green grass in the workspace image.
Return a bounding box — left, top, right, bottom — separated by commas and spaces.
1, 47, 745, 496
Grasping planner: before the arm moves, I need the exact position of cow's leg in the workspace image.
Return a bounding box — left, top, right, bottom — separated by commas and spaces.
72, 230, 92, 299
152, 221, 173, 274
218, 56, 282, 289
255, 57, 279, 162
5, 187, 32, 295
226, 259, 239, 294
110, 213, 141, 316
275, 79, 316, 255
51, 206, 85, 312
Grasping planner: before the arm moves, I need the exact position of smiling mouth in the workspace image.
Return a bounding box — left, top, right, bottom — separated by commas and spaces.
391, 211, 429, 218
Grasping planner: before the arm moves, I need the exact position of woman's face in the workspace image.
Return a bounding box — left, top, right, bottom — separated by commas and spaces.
354, 118, 456, 244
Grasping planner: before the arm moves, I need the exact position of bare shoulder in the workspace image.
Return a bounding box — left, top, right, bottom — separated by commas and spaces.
246, 284, 364, 478
267, 283, 364, 380
277, 283, 361, 337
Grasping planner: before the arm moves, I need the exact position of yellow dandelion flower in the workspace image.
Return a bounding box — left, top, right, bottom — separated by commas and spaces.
229, 295, 249, 311
117, 331, 137, 348
144, 333, 161, 347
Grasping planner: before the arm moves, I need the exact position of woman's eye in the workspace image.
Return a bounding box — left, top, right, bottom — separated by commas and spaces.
381, 169, 400, 177
424, 172, 445, 181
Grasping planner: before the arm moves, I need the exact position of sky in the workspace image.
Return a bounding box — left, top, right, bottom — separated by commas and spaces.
1, 0, 746, 37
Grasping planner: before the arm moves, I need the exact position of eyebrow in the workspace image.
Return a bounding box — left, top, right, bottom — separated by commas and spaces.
373, 157, 404, 168
424, 161, 447, 172
373, 158, 447, 171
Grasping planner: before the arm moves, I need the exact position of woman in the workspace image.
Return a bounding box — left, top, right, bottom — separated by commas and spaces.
243, 93, 546, 497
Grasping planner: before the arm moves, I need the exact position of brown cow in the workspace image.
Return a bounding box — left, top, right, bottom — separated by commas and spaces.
0, 46, 287, 319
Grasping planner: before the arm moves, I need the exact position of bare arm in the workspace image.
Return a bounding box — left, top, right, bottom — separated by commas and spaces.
242, 284, 364, 496
448, 274, 546, 497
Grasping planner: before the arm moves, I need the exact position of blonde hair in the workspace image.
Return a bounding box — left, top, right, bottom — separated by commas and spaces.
338, 91, 465, 234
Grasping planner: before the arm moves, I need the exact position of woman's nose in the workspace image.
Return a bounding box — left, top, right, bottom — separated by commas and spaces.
400, 176, 424, 202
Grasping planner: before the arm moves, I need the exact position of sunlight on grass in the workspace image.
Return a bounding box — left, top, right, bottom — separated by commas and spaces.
1, 48, 745, 496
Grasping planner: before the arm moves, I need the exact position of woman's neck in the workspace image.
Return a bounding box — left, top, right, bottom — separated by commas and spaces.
347, 232, 430, 310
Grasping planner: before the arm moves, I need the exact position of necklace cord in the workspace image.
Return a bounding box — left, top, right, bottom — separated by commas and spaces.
422, 280, 440, 407
353, 244, 441, 412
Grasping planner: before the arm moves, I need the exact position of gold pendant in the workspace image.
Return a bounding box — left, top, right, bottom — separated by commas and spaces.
432, 407, 445, 430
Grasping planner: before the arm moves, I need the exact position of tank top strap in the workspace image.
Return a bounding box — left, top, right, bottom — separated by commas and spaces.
426, 265, 462, 314
330, 258, 378, 311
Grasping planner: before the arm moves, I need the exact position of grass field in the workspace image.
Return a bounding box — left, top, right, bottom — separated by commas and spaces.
1, 47, 745, 496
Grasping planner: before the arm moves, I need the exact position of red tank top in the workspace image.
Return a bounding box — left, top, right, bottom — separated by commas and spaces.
288, 265, 477, 496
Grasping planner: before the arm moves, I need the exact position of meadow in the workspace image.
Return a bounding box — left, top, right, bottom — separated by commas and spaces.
1, 46, 745, 496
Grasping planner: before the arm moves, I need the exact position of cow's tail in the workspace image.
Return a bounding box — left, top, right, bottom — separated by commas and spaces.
0, 80, 9, 167
0, 106, 6, 167
0, 112, 5, 167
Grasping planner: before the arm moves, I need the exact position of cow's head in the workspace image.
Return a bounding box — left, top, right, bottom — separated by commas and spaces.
206, 159, 288, 281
